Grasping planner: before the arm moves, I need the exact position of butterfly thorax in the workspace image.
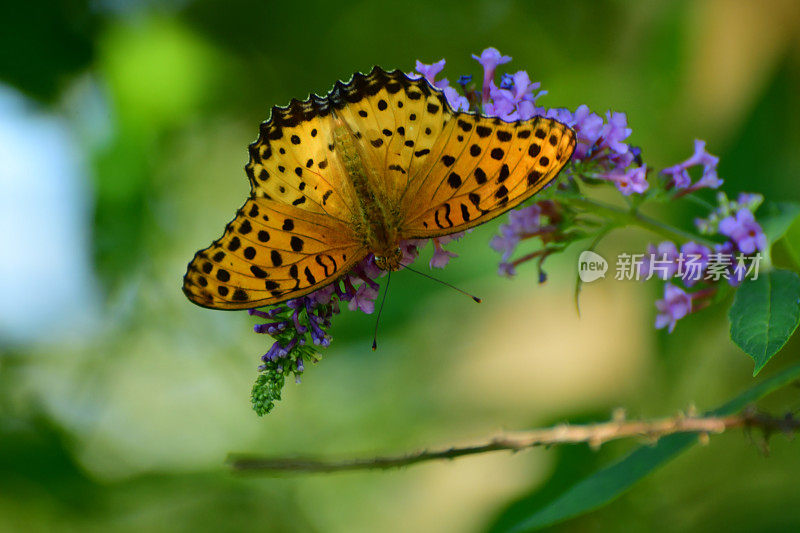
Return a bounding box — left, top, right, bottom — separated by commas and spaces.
333, 117, 403, 271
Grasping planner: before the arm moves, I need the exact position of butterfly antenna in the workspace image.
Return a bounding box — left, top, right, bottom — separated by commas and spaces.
372, 271, 391, 351
402, 265, 482, 303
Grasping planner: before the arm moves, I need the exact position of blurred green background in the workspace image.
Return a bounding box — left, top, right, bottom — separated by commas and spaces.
1, 0, 799, 531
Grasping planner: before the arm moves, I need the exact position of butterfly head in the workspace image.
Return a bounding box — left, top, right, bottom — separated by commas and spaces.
373, 247, 404, 271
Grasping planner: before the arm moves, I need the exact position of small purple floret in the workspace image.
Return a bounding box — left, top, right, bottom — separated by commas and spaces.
472, 47, 512, 104
661, 139, 722, 191
655, 284, 692, 333
718, 208, 767, 254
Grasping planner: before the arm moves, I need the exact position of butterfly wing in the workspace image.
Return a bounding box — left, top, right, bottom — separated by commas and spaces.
400, 114, 576, 237
183, 98, 367, 309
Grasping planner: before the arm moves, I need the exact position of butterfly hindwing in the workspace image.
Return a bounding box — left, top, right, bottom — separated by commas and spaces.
183, 198, 365, 309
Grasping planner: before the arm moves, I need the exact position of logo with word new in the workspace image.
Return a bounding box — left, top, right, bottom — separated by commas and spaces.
578, 251, 608, 282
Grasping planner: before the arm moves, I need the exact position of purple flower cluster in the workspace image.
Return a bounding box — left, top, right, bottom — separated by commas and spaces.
719, 209, 767, 254
640, 191, 766, 332
654, 284, 720, 334
695, 192, 767, 255
490, 204, 542, 269
557, 108, 646, 195
490, 201, 562, 278
661, 139, 722, 192
655, 284, 692, 333
695, 191, 764, 235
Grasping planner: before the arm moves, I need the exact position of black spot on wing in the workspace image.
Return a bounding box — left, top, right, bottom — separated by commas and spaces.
497, 164, 510, 183
315, 254, 337, 276
304, 266, 317, 285
290, 236, 304, 252
447, 172, 462, 189
497, 130, 512, 142
250, 265, 268, 278
232, 289, 249, 301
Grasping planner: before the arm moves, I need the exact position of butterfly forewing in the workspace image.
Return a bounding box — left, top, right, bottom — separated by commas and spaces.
400, 115, 576, 237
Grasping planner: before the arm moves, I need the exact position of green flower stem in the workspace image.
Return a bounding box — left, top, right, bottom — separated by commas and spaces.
565, 196, 717, 247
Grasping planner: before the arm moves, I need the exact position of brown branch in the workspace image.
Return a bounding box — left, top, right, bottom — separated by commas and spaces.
228, 409, 798, 474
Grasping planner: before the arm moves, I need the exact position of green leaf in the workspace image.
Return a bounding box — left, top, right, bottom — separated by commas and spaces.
783, 214, 800, 268
729, 270, 800, 376
759, 202, 800, 267
505, 362, 800, 532
759, 202, 800, 244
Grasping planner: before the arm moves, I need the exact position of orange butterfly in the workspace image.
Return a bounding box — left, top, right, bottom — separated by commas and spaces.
183, 67, 576, 309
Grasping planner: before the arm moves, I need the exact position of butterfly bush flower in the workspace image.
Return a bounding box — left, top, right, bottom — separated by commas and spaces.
544, 106, 643, 196
654, 284, 692, 333
490, 204, 543, 263
661, 139, 722, 191
414, 59, 447, 88
348, 283, 379, 313
606, 164, 649, 195
472, 47, 512, 104
601, 112, 633, 156
719, 208, 767, 254
567, 105, 604, 159
413, 59, 470, 112
695, 191, 764, 235
484, 71, 547, 121
430, 234, 463, 268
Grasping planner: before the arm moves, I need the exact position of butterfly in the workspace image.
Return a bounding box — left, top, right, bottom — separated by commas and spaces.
183, 66, 576, 309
